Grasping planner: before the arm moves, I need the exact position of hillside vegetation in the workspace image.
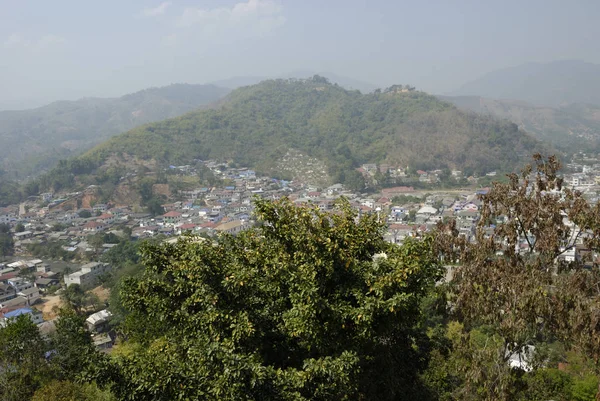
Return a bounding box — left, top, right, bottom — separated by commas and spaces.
0, 84, 229, 178
33, 77, 543, 195
440, 95, 600, 151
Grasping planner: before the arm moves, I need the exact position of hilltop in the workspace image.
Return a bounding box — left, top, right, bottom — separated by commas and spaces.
0, 83, 230, 178
450, 60, 600, 107
32, 77, 543, 197
210, 70, 378, 93
439, 95, 600, 151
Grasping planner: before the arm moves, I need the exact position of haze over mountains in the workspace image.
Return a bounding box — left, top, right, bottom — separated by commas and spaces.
2, 59, 599, 185
0, 84, 229, 178
450, 60, 600, 107
443, 60, 600, 150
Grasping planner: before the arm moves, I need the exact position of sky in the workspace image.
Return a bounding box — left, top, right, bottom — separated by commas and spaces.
1, 0, 599, 109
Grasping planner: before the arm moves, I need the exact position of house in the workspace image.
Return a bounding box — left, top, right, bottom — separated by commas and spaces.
83, 221, 106, 232
162, 211, 182, 226
18, 287, 41, 305
36, 264, 52, 273
1, 308, 44, 327
177, 224, 198, 235
8, 277, 33, 292
215, 220, 246, 235
92, 204, 108, 213
0, 284, 17, 304
97, 213, 115, 224
35, 277, 60, 290
0, 296, 29, 312
92, 332, 115, 350
64, 262, 111, 288
416, 206, 438, 216
86, 309, 113, 333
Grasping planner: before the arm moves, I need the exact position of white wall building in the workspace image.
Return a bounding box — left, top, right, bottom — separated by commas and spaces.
65, 262, 111, 288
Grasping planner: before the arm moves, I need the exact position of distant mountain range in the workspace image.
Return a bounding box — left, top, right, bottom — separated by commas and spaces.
32, 77, 544, 199
450, 60, 600, 107
439, 95, 600, 151
0, 84, 230, 178
210, 71, 378, 93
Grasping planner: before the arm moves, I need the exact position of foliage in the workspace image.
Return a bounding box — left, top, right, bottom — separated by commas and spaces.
0, 315, 50, 401
433, 154, 600, 400
49, 311, 111, 383
32, 380, 115, 401
0, 223, 14, 258
109, 197, 442, 400
37, 78, 543, 195
27, 241, 75, 261
0, 84, 229, 179
392, 194, 423, 204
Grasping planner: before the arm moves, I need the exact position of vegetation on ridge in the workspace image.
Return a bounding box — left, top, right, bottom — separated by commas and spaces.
31, 76, 543, 196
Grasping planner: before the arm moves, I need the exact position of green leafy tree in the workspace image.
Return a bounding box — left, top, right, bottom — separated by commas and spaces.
0, 315, 50, 401
60, 284, 86, 315
49, 311, 110, 383
32, 380, 115, 401
0, 223, 14, 259
111, 198, 442, 400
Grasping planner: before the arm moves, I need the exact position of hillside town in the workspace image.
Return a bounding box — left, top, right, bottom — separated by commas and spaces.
1, 154, 599, 352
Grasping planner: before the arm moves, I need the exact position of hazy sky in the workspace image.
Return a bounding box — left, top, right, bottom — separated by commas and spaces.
1, 0, 599, 109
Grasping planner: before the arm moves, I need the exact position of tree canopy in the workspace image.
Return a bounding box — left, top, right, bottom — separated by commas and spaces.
110, 197, 442, 400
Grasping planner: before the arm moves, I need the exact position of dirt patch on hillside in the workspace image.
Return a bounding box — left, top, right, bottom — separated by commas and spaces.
91, 285, 110, 303
39, 295, 62, 320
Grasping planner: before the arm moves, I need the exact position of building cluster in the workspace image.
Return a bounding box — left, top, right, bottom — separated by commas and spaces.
2, 156, 599, 353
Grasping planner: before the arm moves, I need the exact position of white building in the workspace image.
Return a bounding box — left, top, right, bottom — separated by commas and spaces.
64, 262, 111, 288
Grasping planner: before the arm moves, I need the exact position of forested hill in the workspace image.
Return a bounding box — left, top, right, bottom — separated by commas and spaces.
0, 83, 229, 178
35, 77, 544, 194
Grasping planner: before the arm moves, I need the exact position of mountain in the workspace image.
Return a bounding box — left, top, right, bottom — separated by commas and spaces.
439, 95, 600, 151
451, 60, 600, 107
33, 77, 544, 198
211, 71, 378, 93
0, 84, 230, 178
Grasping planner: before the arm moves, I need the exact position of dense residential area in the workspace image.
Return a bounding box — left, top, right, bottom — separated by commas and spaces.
2, 154, 600, 351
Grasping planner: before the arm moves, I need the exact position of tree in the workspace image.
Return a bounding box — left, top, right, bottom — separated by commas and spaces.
14, 223, 25, 233
146, 197, 164, 216
111, 198, 442, 400
60, 284, 86, 315
434, 154, 600, 400
48, 311, 110, 383
32, 380, 115, 401
0, 223, 14, 259
79, 210, 92, 218
0, 314, 50, 401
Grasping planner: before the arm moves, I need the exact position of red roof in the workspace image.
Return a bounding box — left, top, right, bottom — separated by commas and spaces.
84, 221, 103, 228
0, 272, 17, 281
97, 213, 113, 220
179, 224, 197, 230
163, 211, 182, 218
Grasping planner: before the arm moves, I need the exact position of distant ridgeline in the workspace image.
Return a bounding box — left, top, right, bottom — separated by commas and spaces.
0, 83, 229, 179
28, 76, 544, 197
